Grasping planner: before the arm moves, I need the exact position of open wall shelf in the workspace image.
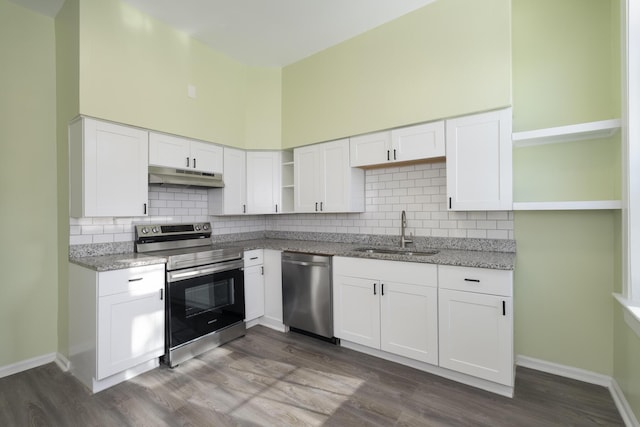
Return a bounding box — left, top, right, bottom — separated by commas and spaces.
513, 200, 622, 211
512, 119, 621, 147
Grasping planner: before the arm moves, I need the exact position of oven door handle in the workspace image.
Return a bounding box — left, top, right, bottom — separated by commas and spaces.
167, 260, 242, 282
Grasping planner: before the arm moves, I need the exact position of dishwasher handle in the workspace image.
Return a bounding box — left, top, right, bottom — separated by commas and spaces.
282, 259, 330, 268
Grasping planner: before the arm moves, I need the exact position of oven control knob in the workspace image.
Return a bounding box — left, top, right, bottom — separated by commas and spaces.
151, 227, 159, 233
141, 227, 149, 234
195, 225, 201, 231
202, 224, 209, 231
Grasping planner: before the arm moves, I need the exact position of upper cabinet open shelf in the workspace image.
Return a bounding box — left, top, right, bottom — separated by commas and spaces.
512, 119, 621, 147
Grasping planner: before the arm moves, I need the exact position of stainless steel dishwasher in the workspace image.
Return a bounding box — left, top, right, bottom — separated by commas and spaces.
282, 252, 335, 341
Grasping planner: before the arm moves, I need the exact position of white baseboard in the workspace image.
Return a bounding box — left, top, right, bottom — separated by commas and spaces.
0, 353, 57, 379
610, 379, 640, 427
516, 355, 612, 387
516, 355, 639, 427
342, 340, 514, 398
55, 353, 71, 372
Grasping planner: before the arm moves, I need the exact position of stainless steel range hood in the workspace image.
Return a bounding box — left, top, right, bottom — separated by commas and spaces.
148, 165, 224, 188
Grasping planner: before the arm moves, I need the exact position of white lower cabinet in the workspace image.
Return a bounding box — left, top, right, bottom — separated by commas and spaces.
262, 250, 284, 329
334, 257, 514, 396
333, 257, 438, 365
244, 249, 265, 322
438, 265, 514, 387
69, 263, 165, 393
243, 249, 284, 330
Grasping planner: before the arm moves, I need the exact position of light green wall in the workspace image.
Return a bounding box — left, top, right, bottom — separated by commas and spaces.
513, 212, 615, 374
55, 0, 80, 359
244, 67, 282, 150
513, 136, 621, 202
512, 0, 619, 132
0, 0, 58, 366
77, 0, 281, 149
281, 0, 512, 148
512, 0, 621, 377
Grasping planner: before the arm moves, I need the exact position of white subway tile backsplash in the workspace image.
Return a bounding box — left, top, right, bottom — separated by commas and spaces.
70, 161, 515, 245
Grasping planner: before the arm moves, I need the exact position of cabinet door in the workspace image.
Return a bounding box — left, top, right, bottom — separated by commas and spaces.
148, 132, 191, 169
246, 151, 281, 214
391, 121, 445, 162
97, 287, 164, 380
438, 289, 513, 386
446, 109, 512, 211
244, 264, 265, 322
78, 119, 148, 217
349, 131, 390, 167
190, 140, 223, 173
294, 145, 320, 212
380, 281, 438, 365
263, 250, 283, 326
333, 275, 380, 348
320, 139, 351, 212
222, 147, 247, 214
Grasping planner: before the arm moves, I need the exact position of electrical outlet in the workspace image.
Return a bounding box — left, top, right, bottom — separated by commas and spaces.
188, 84, 197, 99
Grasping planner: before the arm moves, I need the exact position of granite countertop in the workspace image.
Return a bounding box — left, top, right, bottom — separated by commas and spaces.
69, 253, 167, 272
69, 236, 515, 272
219, 239, 516, 271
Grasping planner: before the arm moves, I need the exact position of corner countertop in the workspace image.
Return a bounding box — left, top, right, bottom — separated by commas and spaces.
69, 237, 515, 272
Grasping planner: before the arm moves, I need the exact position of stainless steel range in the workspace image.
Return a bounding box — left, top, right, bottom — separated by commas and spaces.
135, 222, 245, 368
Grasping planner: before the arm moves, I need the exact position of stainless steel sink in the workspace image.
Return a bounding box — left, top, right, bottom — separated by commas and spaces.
354, 247, 439, 256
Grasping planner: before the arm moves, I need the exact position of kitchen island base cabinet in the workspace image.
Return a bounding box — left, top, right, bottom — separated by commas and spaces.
69, 263, 165, 393
333, 257, 438, 365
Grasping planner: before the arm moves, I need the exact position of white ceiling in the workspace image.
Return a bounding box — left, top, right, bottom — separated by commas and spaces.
9, 0, 436, 67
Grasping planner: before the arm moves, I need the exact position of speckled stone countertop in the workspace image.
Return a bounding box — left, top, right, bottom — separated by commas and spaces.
69, 253, 167, 272
218, 239, 515, 270
69, 232, 515, 271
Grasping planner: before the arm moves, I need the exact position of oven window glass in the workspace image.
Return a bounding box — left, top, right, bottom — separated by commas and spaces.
184, 278, 235, 318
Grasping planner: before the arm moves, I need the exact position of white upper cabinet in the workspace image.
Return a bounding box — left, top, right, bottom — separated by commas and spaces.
246, 151, 282, 214
295, 139, 365, 213
189, 140, 223, 173
445, 108, 512, 211
349, 131, 390, 167
209, 147, 246, 215
391, 122, 445, 162
149, 132, 222, 173
350, 121, 445, 167
69, 117, 149, 218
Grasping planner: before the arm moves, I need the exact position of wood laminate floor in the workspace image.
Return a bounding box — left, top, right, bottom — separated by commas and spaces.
0, 326, 624, 426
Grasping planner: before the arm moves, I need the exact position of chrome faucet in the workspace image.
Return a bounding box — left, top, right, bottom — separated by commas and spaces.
400, 210, 413, 248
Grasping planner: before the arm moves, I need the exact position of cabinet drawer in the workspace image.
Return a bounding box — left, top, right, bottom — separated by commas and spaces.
244, 249, 264, 267
438, 265, 512, 296
98, 264, 165, 297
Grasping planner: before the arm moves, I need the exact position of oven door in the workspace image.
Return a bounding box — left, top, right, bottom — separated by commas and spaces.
166, 259, 245, 350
